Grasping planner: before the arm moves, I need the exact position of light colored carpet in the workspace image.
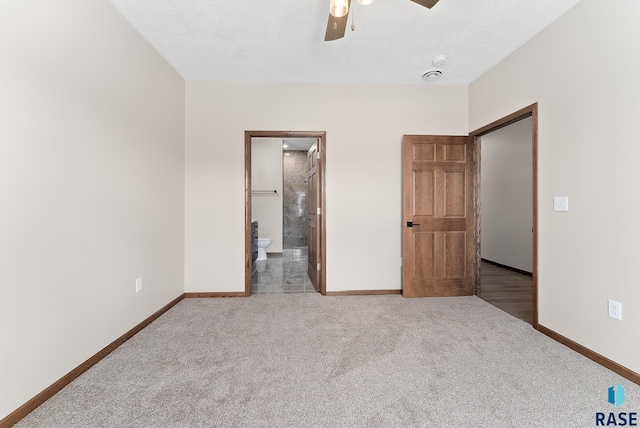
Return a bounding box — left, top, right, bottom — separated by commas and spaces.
15, 295, 639, 427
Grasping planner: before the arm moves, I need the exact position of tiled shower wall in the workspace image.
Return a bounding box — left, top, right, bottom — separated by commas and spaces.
283, 151, 307, 248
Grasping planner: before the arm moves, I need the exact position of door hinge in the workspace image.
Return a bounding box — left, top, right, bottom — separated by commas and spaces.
317, 263, 321, 271
317, 207, 321, 215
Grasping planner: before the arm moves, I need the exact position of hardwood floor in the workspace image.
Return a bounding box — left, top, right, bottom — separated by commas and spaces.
479, 260, 533, 325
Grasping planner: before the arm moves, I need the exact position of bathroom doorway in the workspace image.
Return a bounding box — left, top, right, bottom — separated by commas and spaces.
244, 131, 326, 296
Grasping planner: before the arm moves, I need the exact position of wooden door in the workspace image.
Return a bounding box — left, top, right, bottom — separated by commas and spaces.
402, 135, 475, 297
307, 141, 321, 291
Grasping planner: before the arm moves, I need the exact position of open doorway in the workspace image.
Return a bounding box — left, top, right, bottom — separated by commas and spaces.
471, 104, 538, 327
477, 117, 533, 324
244, 131, 326, 296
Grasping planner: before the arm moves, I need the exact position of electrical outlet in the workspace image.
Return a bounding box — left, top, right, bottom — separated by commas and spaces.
136, 277, 143, 293
608, 299, 622, 321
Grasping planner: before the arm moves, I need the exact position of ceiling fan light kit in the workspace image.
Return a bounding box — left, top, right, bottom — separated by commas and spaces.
325, 0, 439, 41
330, 0, 349, 18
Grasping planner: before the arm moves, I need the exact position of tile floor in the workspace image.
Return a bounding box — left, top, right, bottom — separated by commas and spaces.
252, 247, 318, 294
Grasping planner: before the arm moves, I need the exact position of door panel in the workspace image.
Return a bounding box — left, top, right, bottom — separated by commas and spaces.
443, 170, 466, 217
402, 135, 475, 298
443, 232, 466, 278
414, 170, 436, 216
443, 144, 466, 162
307, 142, 320, 291
414, 232, 435, 279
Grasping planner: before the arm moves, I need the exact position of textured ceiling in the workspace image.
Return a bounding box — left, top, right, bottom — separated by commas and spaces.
110, 0, 581, 85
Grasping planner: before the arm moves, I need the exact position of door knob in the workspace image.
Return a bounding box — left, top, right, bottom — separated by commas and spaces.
406, 221, 420, 227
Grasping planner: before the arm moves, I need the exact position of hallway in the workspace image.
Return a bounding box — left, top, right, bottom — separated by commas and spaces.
479, 261, 533, 325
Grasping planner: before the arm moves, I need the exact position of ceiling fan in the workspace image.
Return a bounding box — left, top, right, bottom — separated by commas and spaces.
324, 0, 440, 41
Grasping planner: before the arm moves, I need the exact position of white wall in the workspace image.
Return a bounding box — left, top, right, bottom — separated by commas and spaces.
481, 117, 533, 272
252, 138, 284, 252
0, 0, 185, 419
185, 82, 468, 292
469, 0, 640, 373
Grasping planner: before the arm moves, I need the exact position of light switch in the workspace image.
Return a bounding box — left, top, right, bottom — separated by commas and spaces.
554, 196, 569, 212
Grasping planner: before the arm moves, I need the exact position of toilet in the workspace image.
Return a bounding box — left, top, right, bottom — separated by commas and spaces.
256, 238, 272, 261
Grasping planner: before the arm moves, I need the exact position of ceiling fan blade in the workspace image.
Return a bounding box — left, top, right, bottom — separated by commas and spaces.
324, 0, 351, 41
409, 0, 439, 9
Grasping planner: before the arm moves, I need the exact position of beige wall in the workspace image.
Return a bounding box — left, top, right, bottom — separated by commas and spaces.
470, 0, 640, 373
252, 138, 284, 252
185, 82, 468, 292
0, 0, 185, 419
481, 117, 533, 272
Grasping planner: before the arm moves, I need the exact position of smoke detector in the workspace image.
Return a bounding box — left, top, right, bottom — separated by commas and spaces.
422, 69, 443, 81
432, 55, 447, 67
